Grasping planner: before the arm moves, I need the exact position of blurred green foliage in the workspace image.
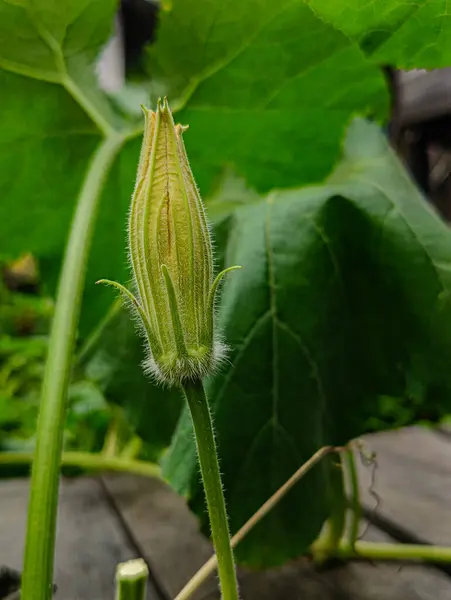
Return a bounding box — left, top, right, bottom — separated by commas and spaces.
3, 0, 451, 568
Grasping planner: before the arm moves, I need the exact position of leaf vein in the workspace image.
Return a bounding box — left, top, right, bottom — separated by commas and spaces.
276, 318, 328, 415
353, 174, 451, 293
265, 197, 279, 429
177, 0, 300, 110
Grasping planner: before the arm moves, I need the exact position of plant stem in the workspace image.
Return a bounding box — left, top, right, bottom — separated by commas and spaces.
120, 436, 143, 460
182, 380, 239, 600
115, 559, 149, 600
344, 449, 361, 548
0, 451, 160, 479
333, 540, 451, 564
102, 419, 120, 458
327, 453, 347, 546
76, 298, 123, 365
311, 453, 346, 564
175, 445, 337, 600
21, 134, 124, 600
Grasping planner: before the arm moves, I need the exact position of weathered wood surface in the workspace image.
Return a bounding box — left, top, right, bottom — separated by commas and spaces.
399, 69, 451, 124
102, 474, 216, 600
2, 427, 451, 599
0, 477, 158, 599
103, 471, 451, 599
357, 427, 451, 544
102, 425, 451, 600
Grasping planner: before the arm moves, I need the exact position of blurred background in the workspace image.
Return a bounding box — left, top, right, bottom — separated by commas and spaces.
3, 0, 451, 463
4, 1, 451, 598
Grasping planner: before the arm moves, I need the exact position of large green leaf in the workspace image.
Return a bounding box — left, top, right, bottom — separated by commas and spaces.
309, 0, 451, 68
148, 0, 389, 192
0, 0, 389, 337
0, 68, 98, 262
0, 0, 117, 80
163, 119, 451, 567
0, 0, 139, 334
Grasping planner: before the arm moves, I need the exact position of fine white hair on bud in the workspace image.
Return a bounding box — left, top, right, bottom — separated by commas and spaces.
97, 98, 241, 387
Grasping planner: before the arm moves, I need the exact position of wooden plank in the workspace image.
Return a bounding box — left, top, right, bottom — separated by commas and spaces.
104, 467, 451, 600
399, 69, 451, 124
325, 526, 451, 600
356, 426, 451, 545
0, 477, 158, 599
102, 474, 216, 599
233, 527, 451, 600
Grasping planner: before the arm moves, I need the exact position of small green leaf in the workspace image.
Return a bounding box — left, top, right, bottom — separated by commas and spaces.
161, 264, 189, 357
95, 278, 155, 346
207, 265, 242, 337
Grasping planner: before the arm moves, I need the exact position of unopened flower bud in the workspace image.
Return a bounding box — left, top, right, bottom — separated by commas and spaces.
98, 99, 240, 386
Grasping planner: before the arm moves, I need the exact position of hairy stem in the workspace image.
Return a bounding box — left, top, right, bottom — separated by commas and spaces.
182, 380, 239, 600
21, 134, 124, 600
0, 451, 160, 479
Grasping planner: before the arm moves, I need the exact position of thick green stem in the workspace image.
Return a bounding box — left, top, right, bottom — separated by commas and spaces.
21, 134, 124, 600
182, 380, 239, 600
0, 451, 160, 479
333, 540, 451, 563
327, 454, 347, 547
115, 559, 149, 600
311, 453, 346, 563
344, 449, 361, 548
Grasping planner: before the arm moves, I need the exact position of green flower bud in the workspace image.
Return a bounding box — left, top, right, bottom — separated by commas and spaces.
98, 99, 240, 386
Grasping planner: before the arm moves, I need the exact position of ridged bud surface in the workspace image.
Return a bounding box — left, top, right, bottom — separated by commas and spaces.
99, 99, 239, 386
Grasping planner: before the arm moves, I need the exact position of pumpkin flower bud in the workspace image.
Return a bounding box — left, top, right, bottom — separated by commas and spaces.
98, 99, 240, 386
